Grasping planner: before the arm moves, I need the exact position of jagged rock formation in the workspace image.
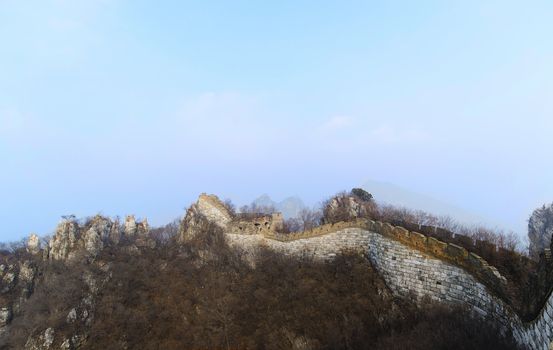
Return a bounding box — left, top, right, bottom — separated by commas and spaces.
25, 327, 54, 350
124, 215, 138, 236
192, 194, 232, 227
179, 193, 233, 241
0, 214, 152, 348
138, 218, 149, 235
0, 258, 37, 335
26, 235, 40, 255
529, 203, 553, 259
322, 192, 375, 223
44, 215, 151, 262
47, 221, 78, 261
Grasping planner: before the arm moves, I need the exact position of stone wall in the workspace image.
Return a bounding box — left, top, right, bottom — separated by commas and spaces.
228, 213, 283, 235
259, 219, 507, 295
225, 223, 553, 350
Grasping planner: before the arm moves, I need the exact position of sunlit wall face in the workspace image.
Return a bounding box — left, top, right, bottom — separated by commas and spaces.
1, 0, 552, 241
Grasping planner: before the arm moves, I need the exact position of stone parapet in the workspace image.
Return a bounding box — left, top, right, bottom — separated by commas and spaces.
225, 225, 553, 350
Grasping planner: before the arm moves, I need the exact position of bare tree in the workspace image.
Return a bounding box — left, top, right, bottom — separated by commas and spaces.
298, 208, 322, 231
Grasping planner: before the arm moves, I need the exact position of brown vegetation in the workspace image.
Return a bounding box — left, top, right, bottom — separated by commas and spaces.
2, 223, 520, 349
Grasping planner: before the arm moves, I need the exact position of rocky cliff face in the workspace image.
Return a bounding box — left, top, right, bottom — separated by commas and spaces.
179, 193, 232, 242
44, 215, 153, 262
0, 214, 153, 349
47, 221, 78, 261
0, 242, 38, 336
528, 203, 553, 259
323, 192, 373, 223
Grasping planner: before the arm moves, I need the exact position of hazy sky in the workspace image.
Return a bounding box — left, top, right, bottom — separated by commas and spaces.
1, 0, 552, 242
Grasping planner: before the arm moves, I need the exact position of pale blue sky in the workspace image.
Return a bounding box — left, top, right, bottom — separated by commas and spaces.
1, 0, 552, 241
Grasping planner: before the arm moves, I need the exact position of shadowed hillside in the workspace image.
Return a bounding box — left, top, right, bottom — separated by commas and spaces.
1, 224, 519, 350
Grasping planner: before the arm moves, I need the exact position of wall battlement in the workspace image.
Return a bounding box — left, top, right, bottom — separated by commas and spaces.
229, 213, 283, 235
225, 218, 553, 350
182, 193, 553, 349
261, 218, 508, 294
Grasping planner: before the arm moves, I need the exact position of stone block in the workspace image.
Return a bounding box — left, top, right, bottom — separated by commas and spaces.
420, 225, 437, 236
366, 220, 376, 231
446, 243, 468, 262
392, 226, 409, 240
468, 252, 485, 269
436, 227, 454, 240
410, 231, 427, 248
476, 239, 496, 257
382, 223, 394, 237
427, 237, 447, 256
454, 234, 474, 249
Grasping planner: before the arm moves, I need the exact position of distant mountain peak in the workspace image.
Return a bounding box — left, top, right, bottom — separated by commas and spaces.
251, 194, 306, 219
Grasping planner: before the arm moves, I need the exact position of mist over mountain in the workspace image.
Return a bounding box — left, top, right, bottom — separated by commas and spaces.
251, 194, 306, 219
2, 0, 553, 348
252, 181, 506, 232
361, 179, 506, 230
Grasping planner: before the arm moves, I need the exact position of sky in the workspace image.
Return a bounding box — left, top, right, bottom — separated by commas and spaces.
1, 0, 552, 242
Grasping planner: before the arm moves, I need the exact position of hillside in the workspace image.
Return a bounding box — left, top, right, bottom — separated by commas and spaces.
1, 191, 551, 349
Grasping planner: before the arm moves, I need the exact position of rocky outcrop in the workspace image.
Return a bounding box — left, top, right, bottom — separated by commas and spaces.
322, 193, 373, 223
0, 259, 36, 296
48, 221, 78, 261
529, 203, 553, 259
1, 268, 16, 294
25, 327, 54, 350
0, 259, 37, 335
0, 213, 153, 347
82, 227, 103, 257
137, 218, 150, 235
26, 234, 40, 255
179, 194, 233, 241
194, 194, 232, 227
20, 256, 113, 349
0, 307, 12, 329
124, 215, 137, 236
45, 215, 150, 262
109, 217, 122, 244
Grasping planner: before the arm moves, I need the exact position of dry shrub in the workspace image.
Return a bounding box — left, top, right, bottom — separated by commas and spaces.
81, 226, 518, 350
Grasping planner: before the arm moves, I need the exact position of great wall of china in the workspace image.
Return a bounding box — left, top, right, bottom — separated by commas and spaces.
188, 194, 553, 350
1, 193, 552, 349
